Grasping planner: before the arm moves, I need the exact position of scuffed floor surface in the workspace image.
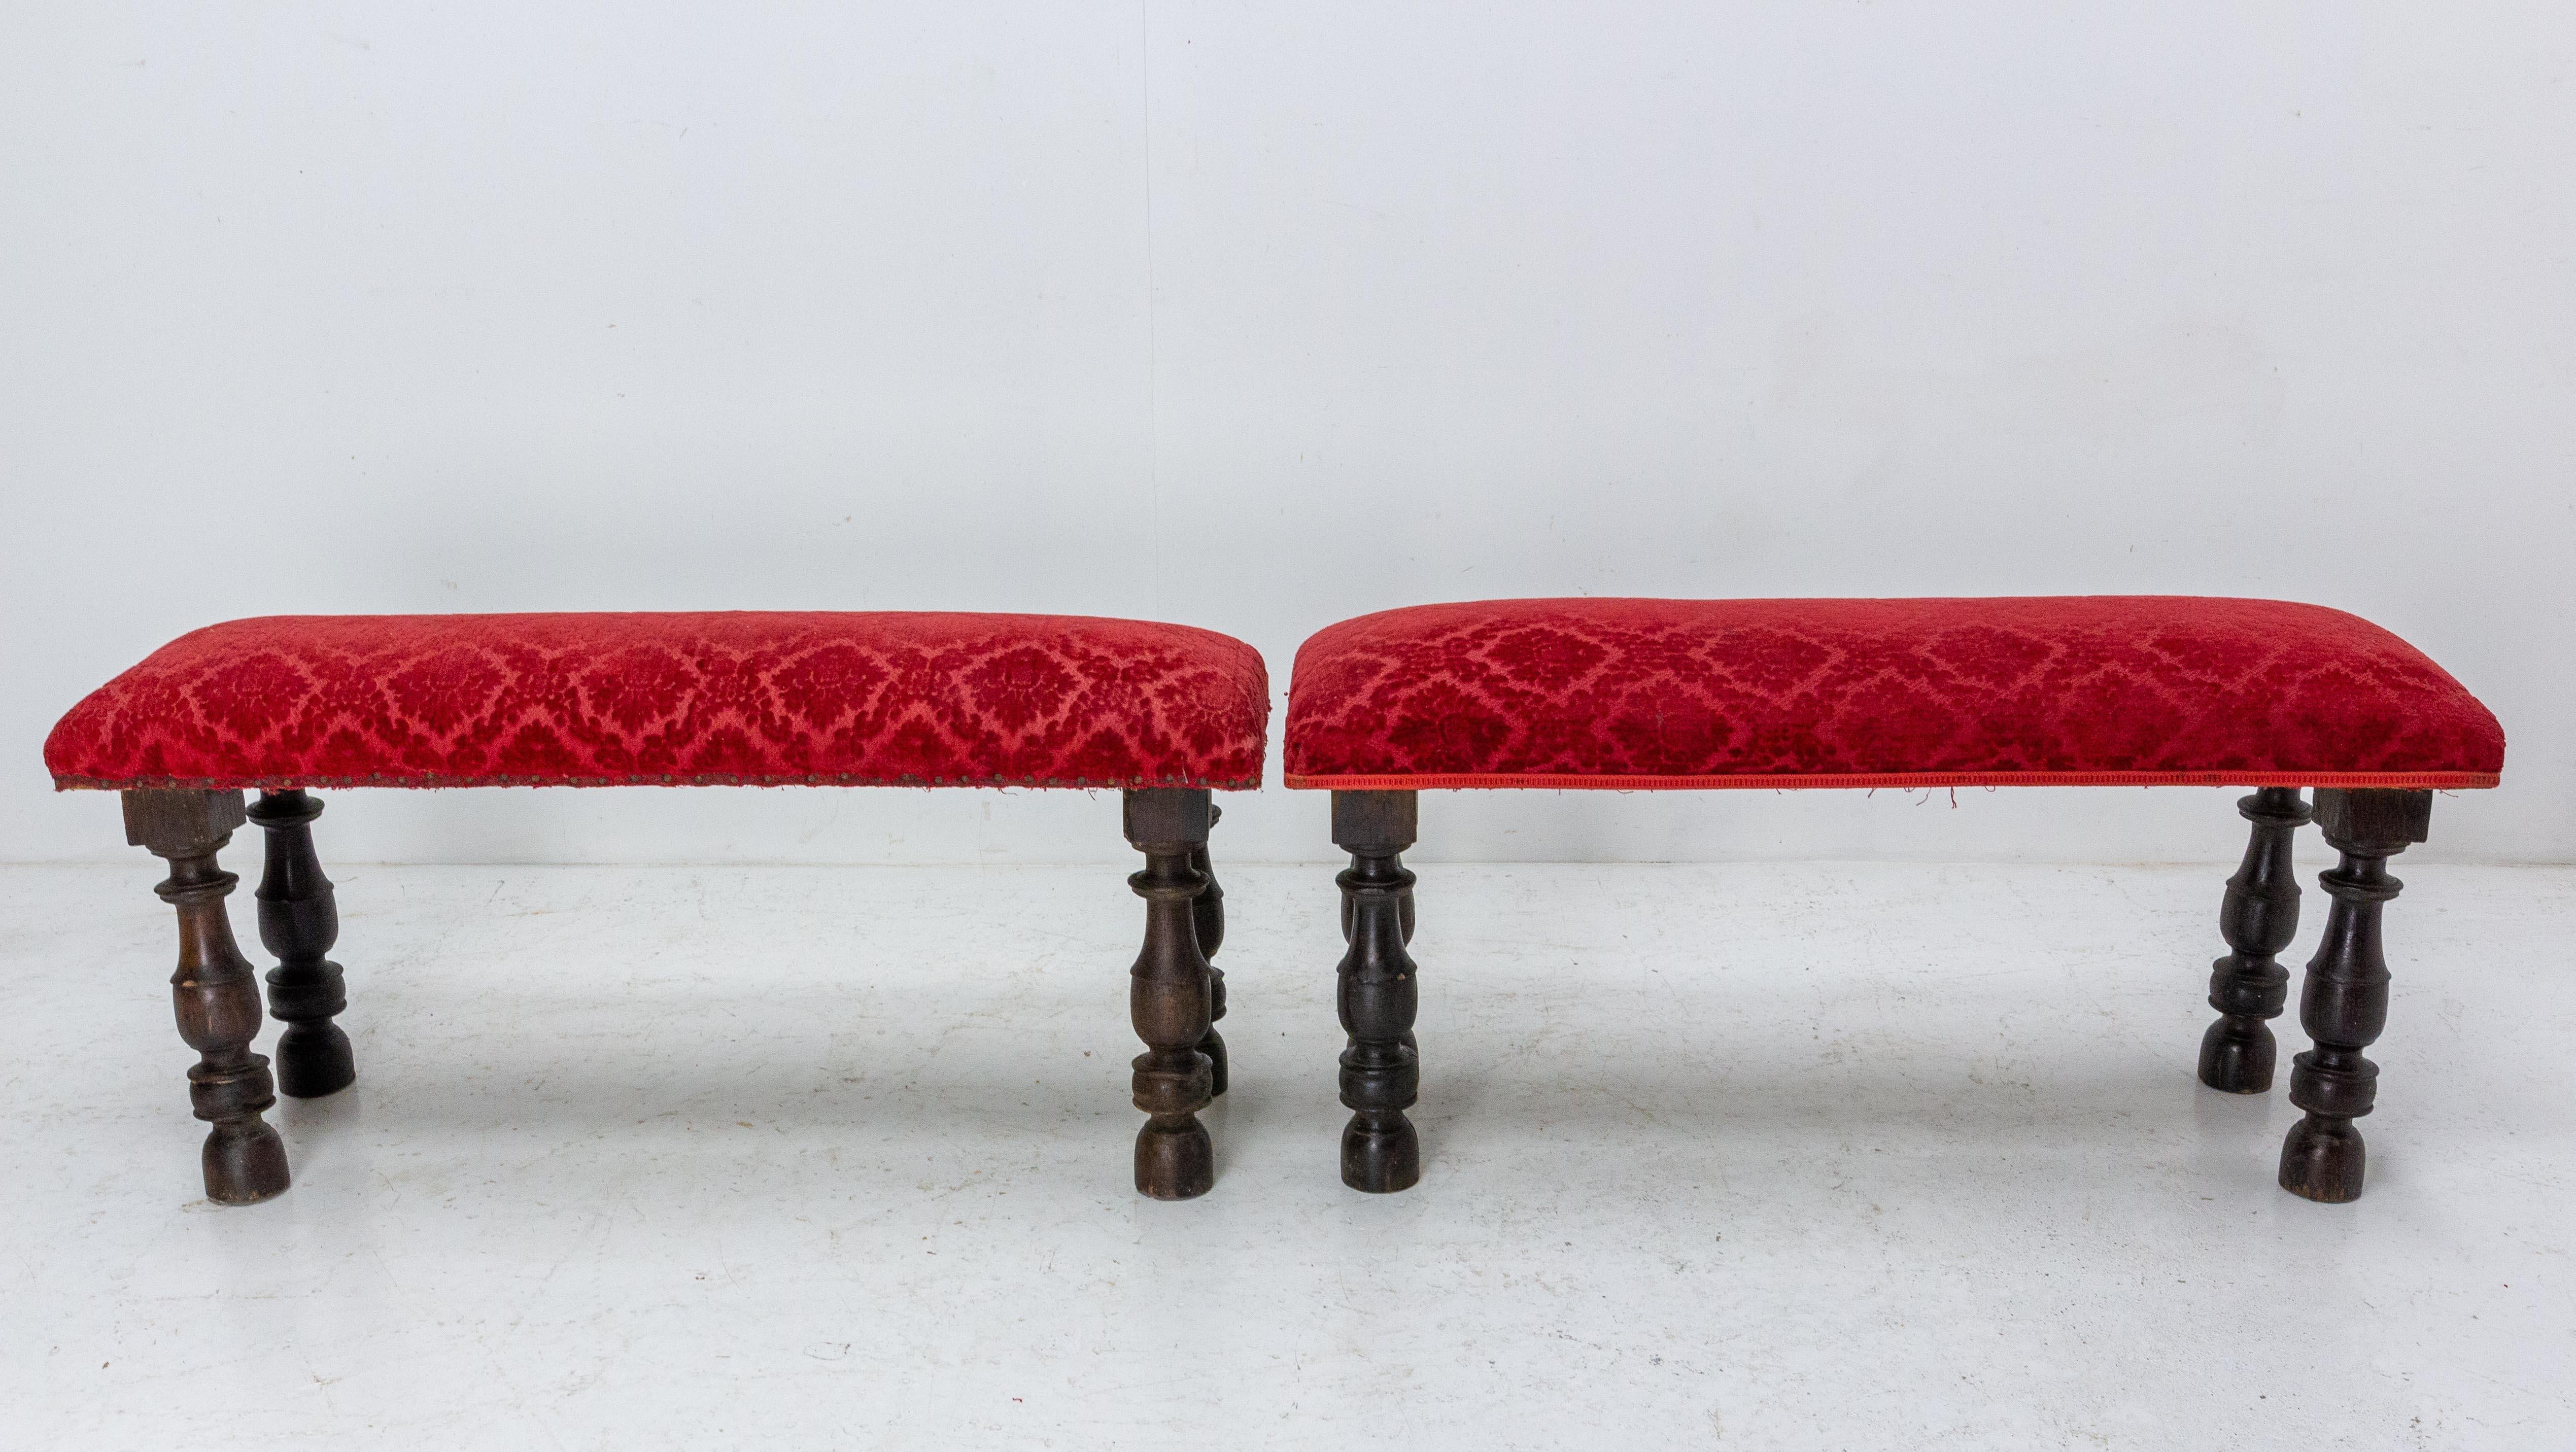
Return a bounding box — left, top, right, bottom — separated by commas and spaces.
4, 861, 2570, 1449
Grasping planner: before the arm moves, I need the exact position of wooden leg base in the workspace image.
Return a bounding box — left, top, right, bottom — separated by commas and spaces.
1342, 1117, 1420, 1194
203, 1121, 291, 1204
1135, 1121, 1214, 1200
2196, 1019, 2277, 1094
276, 1022, 356, 1099
2279, 1116, 2367, 1203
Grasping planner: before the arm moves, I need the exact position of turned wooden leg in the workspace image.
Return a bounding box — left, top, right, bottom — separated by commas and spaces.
1339, 833, 1417, 1055
2279, 788, 2431, 1203
122, 789, 291, 1205
249, 789, 355, 1098
1190, 801, 1228, 1097
1340, 855, 1417, 945
2199, 787, 2310, 1093
1123, 788, 1217, 1200
1333, 789, 1420, 1193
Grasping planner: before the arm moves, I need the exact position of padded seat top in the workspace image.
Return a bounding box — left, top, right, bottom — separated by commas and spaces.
1285, 597, 2502, 790
47, 612, 1268, 791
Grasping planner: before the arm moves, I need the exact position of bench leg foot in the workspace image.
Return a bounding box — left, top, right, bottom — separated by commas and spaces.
2279, 788, 2430, 1203
123, 789, 290, 1206
1124, 790, 1216, 1200
1190, 803, 1227, 1097
2199, 788, 2309, 1093
250, 789, 355, 1098
1333, 790, 1421, 1193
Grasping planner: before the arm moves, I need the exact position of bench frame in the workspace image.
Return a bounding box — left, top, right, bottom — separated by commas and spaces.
1323, 784, 2434, 1203
117, 785, 1233, 1204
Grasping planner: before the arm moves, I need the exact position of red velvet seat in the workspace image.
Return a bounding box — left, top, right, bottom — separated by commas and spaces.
1285, 596, 2502, 791
48, 611, 1268, 791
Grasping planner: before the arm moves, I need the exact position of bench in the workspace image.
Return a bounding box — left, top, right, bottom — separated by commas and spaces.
47, 611, 1269, 1204
1284, 596, 2504, 1201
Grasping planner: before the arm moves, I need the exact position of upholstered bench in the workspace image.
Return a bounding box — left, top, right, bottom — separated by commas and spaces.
1285, 597, 2504, 1201
47, 612, 1267, 1204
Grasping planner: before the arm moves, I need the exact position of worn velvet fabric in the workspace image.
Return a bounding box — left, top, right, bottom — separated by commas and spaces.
1284, 597, 2503, 790
48, 613, 1269, 791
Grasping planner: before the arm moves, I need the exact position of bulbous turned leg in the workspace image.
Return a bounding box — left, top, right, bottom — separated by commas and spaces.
1339, 839, 1417, 1056
1190, 802, 1228, 1097
122, 789, 290, 1205
1333, 790, 1421, 1193
1123, 789, 1217, 1200
2280, 788, 2431, 1203
1340, 858, 1417, 945
249, 789, 355, 1098
2199, 787, 2311, 1093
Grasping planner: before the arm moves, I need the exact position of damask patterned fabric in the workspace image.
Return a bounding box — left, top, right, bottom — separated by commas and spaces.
1285, 597, 2502, 790
48, 612, 1268, 791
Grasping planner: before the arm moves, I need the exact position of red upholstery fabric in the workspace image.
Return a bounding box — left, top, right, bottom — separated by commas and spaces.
48, 613, 1267, 791
1285, 597, 2502, 790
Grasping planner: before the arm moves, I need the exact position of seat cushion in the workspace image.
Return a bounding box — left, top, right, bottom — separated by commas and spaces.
48, 612, 1268, 790
1285, 597, 2502, 789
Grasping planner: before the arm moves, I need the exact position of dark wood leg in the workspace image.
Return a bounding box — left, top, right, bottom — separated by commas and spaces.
1339, 838, 1417, 1055
122, 789, 290, 1205
1190, 802, 1227, 1097
1123, 788, 1216, 1200
1333, 789, 1420, 1193
2199, 787, 2310, 1093
249, 789, 355, 1098
1340, 856, 1417, 944
2279, 788, 2431, 1203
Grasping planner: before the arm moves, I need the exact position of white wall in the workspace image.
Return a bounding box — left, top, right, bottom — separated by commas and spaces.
5, 4, 2569, 866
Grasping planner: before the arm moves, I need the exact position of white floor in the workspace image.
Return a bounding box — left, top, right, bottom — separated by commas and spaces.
4, 860, 2570, 1449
